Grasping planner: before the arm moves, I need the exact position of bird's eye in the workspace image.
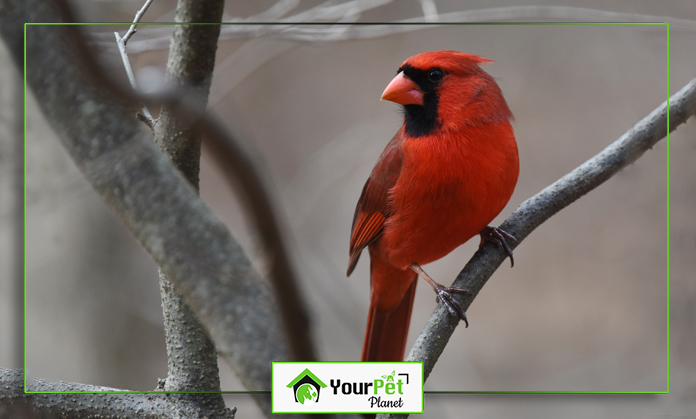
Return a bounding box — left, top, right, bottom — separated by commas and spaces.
428, 68, 444, 82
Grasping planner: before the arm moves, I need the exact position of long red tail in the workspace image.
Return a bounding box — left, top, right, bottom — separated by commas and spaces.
361, 258, 418, 362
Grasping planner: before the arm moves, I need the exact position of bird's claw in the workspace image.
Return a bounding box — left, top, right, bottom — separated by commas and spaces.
410, 263, 472, 327
435, 286, 471, 327
480, 226, 516, 267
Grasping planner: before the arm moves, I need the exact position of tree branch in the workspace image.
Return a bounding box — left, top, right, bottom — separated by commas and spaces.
2, 0, 291, 400
113, 0, 156, 127
114, 30, 155, 127
153, 0, 224, 190
8, 2, 321, 416
55, 0, 320, 369
377, 78, 696, 419
148, 0, 227, 400
0, 368, 236, 418
122, 0, 154, 44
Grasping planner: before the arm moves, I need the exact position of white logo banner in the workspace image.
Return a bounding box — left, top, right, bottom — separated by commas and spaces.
272, 362, 423, 414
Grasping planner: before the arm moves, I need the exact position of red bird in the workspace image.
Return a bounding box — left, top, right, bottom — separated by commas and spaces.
348, 51, 519, 362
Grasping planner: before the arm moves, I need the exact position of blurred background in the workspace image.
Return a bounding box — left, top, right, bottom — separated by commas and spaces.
1, 0, 695, 417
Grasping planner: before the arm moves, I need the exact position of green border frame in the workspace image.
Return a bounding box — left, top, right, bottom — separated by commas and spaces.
271, 361, 424, 414
23, 21, 670, 395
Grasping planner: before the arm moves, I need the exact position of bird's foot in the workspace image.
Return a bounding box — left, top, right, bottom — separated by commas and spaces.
433, 285, 471, 327
479, 226, 516, 267
410, 264, 472, 327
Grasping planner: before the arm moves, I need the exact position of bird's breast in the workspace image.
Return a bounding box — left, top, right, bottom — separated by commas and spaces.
379, 122, 518, 269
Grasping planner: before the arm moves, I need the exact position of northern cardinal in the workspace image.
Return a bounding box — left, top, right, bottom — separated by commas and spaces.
348, 51, 519, 362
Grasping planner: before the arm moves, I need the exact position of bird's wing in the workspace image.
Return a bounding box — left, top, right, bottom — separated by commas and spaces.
347, 131, 404, 276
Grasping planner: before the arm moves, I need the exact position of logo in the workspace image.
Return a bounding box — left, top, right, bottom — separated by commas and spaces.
286, 368, 327, 404
272, 362, 423, 414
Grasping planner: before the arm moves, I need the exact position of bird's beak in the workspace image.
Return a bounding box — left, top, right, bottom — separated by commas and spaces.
381, 72, 423, 106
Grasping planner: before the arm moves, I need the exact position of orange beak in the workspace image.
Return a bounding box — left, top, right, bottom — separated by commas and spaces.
380, 72, 423, 106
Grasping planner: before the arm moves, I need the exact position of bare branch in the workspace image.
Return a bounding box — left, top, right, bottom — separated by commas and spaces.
149, 0, 319, 367
151, 0, 226, 401
0, 369, 236, 418
12, 0, 319, 411
4, 0, 292, 400
377, 77, 696, 419
113, 0, 156, 127
114, 31, 155, 125
122, 0, 154, 45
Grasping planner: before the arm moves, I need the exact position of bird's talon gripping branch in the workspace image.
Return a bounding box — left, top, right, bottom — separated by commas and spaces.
435, 287, 470, 327
411, 264, 470, 327
433, 285, 470, 303
480, 226, 516, 267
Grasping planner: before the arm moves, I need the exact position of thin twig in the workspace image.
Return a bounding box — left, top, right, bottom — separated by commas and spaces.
114, 33, 155, 125
122, 0, 154, 45
114, 0, 155, 128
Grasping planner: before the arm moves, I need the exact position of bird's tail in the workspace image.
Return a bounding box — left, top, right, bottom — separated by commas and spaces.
361, 258, 418, 362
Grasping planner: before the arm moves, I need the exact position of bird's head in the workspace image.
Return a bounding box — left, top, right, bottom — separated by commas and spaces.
381, 50, 512, 137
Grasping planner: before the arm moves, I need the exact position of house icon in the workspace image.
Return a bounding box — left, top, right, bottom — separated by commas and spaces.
286, 368, 328, 404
